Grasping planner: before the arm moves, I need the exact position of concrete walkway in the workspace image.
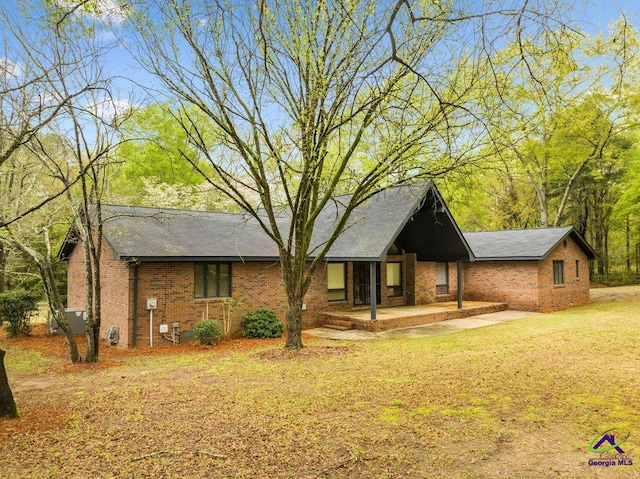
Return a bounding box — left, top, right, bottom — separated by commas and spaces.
303, 310, 538, 340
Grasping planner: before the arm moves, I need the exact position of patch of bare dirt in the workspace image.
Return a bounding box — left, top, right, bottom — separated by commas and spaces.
254, 345, 353, 361
590, 284, 640, 302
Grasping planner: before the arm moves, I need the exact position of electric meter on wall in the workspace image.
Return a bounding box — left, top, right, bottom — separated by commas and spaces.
146, 298, 157, 310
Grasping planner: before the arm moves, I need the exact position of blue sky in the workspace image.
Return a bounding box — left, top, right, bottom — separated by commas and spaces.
583, 0, 640, 31
3, 0, 640, 114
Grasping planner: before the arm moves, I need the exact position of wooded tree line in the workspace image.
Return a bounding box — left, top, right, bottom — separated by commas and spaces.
1, 0, 639, 415
440, 16, 640, 282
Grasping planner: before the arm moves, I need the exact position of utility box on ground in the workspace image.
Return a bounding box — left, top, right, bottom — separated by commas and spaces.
47, 308, 87, 335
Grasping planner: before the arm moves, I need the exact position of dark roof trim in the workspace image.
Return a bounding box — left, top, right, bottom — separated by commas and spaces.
430, 184, 475, 262
57, 228, 79, 261
119, 256, 283, 263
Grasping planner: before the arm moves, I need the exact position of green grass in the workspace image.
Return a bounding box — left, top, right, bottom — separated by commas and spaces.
1, 291, 639, 478
3, 346, 55, 374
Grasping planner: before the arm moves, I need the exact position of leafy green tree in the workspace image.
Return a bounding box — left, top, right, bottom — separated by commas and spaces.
113, 103, 206, 188
109, 103, 239, 210
478, 17, 640, 229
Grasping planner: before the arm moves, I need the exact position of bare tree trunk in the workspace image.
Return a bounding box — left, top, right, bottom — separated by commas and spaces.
284, 294, 304, 350
0, 242, 5, 293
82, 206, 103, 363
0, 348, 18, 419
6, 232, 81, 363
44, 230, 81, 363
553, 158, 590, 227
83, 237, 98, 362
40, 261, 81, 363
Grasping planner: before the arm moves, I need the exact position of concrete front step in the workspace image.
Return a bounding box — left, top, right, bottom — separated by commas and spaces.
323, 318, 355, 331
322, 301, 509, 333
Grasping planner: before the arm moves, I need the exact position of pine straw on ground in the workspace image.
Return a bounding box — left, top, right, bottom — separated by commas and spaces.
6, 323, 293, 362
1, 288, 639, 479
0, 324, 324, 442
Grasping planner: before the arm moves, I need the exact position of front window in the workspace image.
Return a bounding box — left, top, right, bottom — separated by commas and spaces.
327, 263, 346, 301
195, 263, 231, 298
436, 262, 449, 295
387, 262, 402, 297
553, 260, 564, 285
575, 260, 580, 279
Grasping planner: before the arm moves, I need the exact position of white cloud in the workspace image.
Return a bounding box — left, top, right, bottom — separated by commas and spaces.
89, 97, 132, 122
56, 0, 129, 25
0, 58, 23, 80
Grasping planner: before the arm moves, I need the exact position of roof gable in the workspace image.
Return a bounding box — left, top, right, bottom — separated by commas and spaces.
317, 182, 473, 261
463, 227, 597, 261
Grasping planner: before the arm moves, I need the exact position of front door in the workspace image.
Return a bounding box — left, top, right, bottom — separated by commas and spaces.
353, 263, 381, 306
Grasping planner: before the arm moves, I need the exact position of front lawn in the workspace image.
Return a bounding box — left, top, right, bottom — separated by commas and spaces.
1, 287, 638, 478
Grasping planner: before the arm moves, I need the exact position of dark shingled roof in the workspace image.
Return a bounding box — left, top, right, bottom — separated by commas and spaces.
99, 207, 281, 262
463, 227, 597, 261
59, 181, 474, 263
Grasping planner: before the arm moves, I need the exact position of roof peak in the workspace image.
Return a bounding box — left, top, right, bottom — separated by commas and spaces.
464, 225, 573, 234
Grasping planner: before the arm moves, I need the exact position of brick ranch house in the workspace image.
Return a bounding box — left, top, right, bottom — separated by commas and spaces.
59, 182, 596, 348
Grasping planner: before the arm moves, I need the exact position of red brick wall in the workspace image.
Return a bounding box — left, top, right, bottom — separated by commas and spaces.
414, 261, 458, 305
131, 261, 287, 348
131, 258, 418, 347
66, 240, 132, 347
462, 236, 591, 312
67, 245, 452, 348
463, 261, 539, 310
537, 238, 591, 312
66, 243, 87, 310
414, 262, 435, 304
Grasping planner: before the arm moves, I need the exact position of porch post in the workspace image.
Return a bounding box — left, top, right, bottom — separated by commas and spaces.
369, 262, 377, 321
457, 260, 463, 310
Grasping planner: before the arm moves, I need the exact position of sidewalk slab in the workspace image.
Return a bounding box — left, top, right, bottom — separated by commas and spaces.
304, 310, 538, 340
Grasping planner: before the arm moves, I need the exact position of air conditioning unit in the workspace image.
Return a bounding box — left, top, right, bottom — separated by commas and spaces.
47, 309, 87, 335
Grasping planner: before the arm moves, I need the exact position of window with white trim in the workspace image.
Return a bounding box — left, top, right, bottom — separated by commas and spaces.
436, 262, 449, 295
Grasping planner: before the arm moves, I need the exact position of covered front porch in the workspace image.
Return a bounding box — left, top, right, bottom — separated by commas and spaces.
322, 300, 509, 332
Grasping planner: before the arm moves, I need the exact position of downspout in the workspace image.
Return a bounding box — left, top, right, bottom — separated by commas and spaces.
131, 262, 139, 348
457, 261, 463, 310
369, 262, 377, 321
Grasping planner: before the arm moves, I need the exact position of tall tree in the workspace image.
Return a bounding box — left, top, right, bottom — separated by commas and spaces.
36, 0, 134, 363
109, 102, 237, 210
0, 0, 113, 416
0, 141, 82, 363
127, 0, 572, 348
481, 17, 640, 228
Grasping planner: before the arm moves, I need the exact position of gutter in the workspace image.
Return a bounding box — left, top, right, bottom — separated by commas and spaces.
129, 261, 140, 348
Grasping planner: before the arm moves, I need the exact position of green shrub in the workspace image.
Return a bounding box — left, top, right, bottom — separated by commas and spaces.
240, 308, 284, 338
193, 318, 222, 345
0, 290, 39, 338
